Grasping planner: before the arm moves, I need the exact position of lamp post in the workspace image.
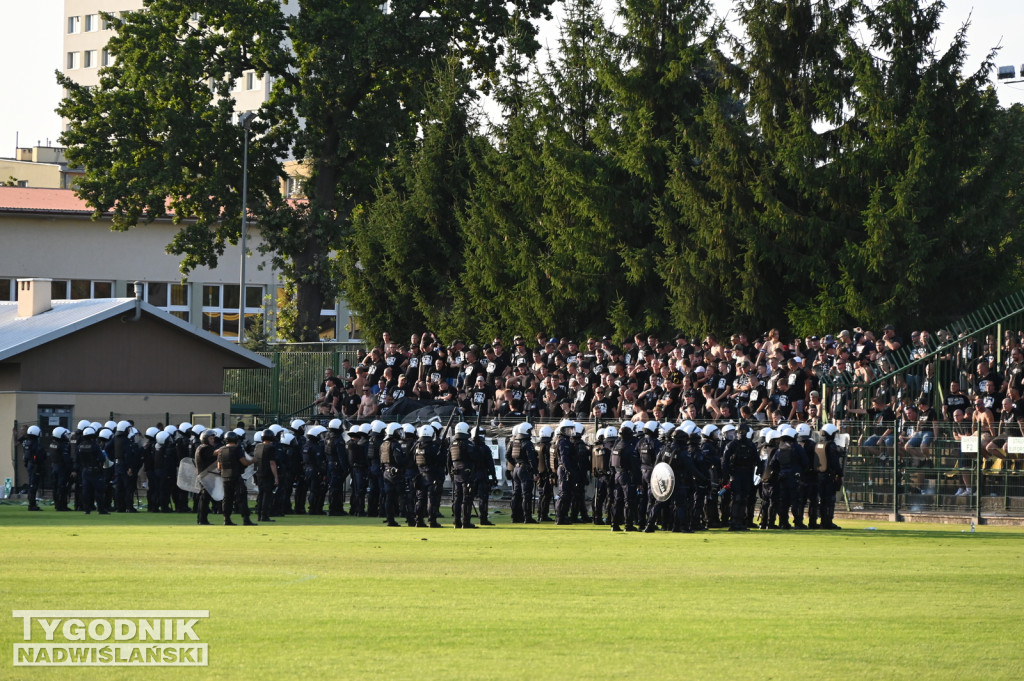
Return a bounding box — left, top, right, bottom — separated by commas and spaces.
238, 111, 256, 344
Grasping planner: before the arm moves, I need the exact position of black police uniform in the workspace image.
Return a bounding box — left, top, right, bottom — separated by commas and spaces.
609, 431, 638, 531
414, 435, 444, 527
77, 434, 107, 514
194, 439, 218, 525
507, 435, 538, 523
217, 441, 254, 525
252, 438, 278, 522
818, 438, 844, 530
380, 435, 404, 527
570, 435, 591, 522
20, 433, 45, 511
326, 429, 349, 516
48, 434, 73, 511
591, 438, 612, 525
722, 433, 757, 531
303, 435, 328, 514
635, 431, 659, 522
448, 434, 475, 528
555, 434, 580, 525
348, 434, 368, 516
535, 437, 554, 521
471, 434, 496, 525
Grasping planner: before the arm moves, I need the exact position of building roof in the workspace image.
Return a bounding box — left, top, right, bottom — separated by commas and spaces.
0, 297, 273, 368
0, 187, 94, 215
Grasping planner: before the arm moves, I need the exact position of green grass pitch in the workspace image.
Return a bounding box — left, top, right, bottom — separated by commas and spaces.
1, 504, 1022, 681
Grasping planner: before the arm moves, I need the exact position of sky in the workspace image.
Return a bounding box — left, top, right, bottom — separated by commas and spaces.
2, 1, 1023, 158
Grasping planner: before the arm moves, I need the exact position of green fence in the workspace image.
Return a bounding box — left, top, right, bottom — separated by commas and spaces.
224, 348, 365, 417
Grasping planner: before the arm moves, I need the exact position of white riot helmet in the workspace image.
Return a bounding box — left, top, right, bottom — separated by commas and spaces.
91, 422, 103, 431
386, 422, 404, 438
52, 427, 70, 439
328, 418, 343, 431
573, 422, 585, 436
155, 431, 169, 444
538, 425, 554, 440
418, 424, 435, 439
26, 425, 41, 436
795, 423, 812, 439
619, 421, 634, 434
192, 424, 207, 436
780, 426, 797, 440
280, 432, 295, 445
83, 427, 97, 437
98, 428, 113, 440
660, 423, 675, 438
233, 427, 246, 439
821, 423, 840, 439
77, 419, 92, 431
701, 424, 719, 439
359, 423, 373, 435
145, 426, 160, 438
370, 420, 387, 435
680, 420, 696, 433
211, 428, 224, 438
347, 425, 361, 436
103, 421, 117, 431
268, 423, 284, 435
291, 419, 306, 431
604, 426, 619, 439
557, 419, 575, 435
402, 424, 416, 438
720, 423, 737, 440
595, 427, 606, 442
519, 422, 535, 437
454, 422, 471, 437
178, 422, 192, 432
116, 420, 131, 433
163, 424, 178, 435
644, 420, 659, 435
764, 429, 778, 444
307, 425, 326, 438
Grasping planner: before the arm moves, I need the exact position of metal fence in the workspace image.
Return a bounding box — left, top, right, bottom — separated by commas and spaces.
224, 348, 365, 418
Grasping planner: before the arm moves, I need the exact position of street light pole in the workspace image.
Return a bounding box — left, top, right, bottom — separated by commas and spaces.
238, 111, 255, 344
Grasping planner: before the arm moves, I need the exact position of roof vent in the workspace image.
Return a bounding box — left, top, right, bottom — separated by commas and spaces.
16, 278, 53, 318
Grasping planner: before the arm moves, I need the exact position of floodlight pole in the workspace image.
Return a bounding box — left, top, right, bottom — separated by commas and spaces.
238, 111, 255, 345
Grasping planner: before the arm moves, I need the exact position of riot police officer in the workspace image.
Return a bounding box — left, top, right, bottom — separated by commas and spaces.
20, 425, 45, 511
471, 427, 496, 526
78, 428, 107, 514
609, 421, 638, 532
48, 427, 72, 511
722, 423, 758, 531
289, 419, 309, 514
506, 422, 538, 524
794, 423, 817, 529
448, 422, 476, 529
348, 424, 370, 516
218, 431, 255, 526
194, 429, 219, 525
304, 426, 328, 515
570, 423, 591, 523
817, 424, 845, 530
554, 420, 581, 526
635, 421, 660, 522
253, 430, 279, 522
591, 428, 612, 525
326, 419, 349, 516
535, 425, 554, 521
380, 422, 405, 527
768, 426, 805, 530
413, 424, 444, 528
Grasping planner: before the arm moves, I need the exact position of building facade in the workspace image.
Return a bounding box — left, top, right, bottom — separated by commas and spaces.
0, 187, 360, 342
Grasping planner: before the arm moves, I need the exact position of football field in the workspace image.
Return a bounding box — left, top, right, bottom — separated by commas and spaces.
1, 505, 1021, 681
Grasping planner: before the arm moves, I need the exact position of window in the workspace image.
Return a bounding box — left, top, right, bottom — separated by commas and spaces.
285, 176, 305, 198
101, 49, 112, 67
84, 50, 98, 68
246, 72, 256, 90
16, 180, 27, 188
203, 284, 263, 339
69, 280, 113, 300
51, 280, 69, 300
0, 278, 13, 302
68, 16, 81, 34
276, 287, 337, 340
140, 282, 190, 321
67, 52, 80, 70
85, 14, 98, 31
102, 13, 116, 30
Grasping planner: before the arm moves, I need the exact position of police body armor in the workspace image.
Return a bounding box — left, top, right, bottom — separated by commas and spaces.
77, 438, 102, 469
509, 438, 524, 464
536, 441, 550, 475
349, 437, 368, 468
253, 442, 274, 479
592, 443, 610, 477
449, 437, 468, 470
414, 438, 435, 467
48, 438, 71, 470
637, 435, 657, 467
367, 434, 382, 467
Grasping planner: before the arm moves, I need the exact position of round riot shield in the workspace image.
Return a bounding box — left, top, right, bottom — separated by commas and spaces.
651, 461, 676, 502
